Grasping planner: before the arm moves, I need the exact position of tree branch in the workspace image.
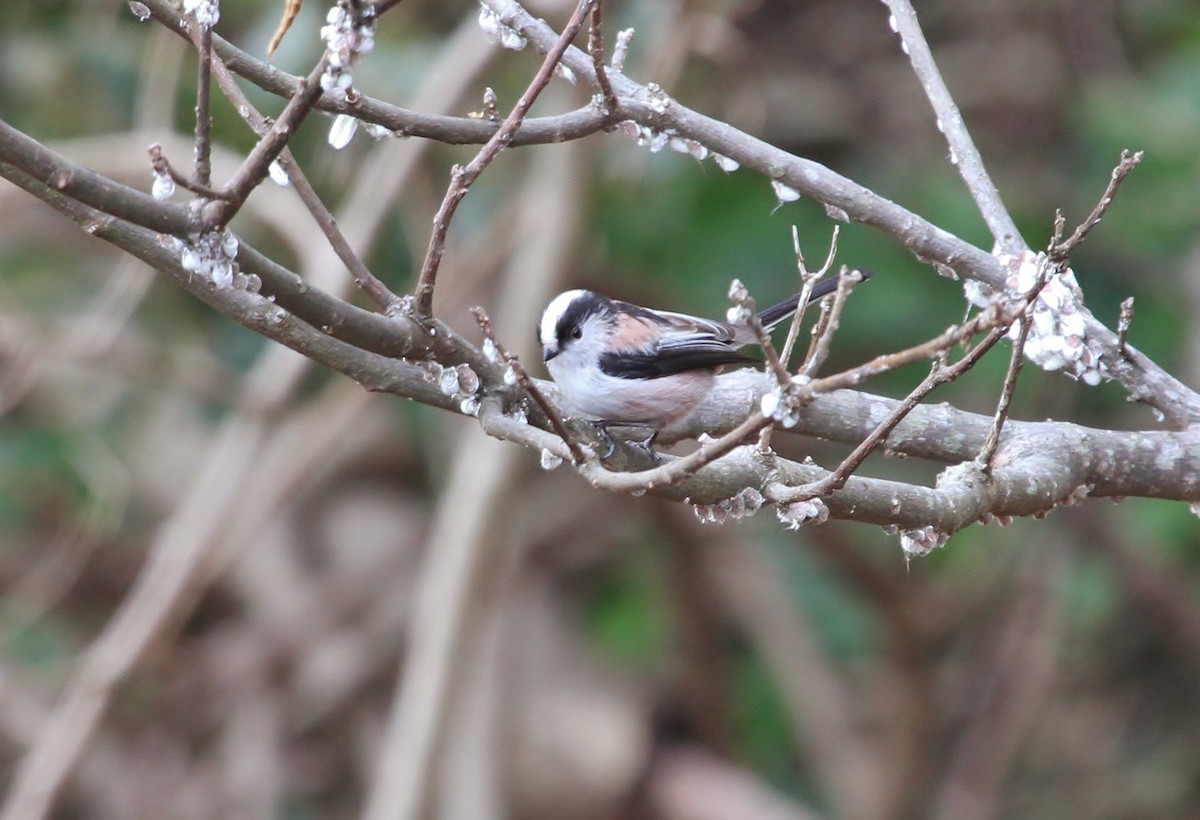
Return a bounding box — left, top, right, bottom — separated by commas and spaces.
412, 0, 599, 316
882, 0, 1023, 253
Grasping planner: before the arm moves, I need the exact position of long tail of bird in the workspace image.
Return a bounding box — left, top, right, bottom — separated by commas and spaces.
757, 269, 873, 329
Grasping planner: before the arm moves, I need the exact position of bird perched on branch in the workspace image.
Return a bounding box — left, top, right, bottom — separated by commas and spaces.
538, 272, 866, 439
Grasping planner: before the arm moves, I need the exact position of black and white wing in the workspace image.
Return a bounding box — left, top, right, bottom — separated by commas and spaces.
599, 301, 755, 379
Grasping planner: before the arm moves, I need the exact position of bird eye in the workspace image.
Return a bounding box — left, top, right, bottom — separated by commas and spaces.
570, 326, 582, 340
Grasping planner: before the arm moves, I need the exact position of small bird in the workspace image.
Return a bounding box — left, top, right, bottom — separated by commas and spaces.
538, 273, 858, 436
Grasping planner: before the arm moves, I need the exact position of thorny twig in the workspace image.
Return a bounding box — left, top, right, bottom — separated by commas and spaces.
1049, 149, 1144, 262
413, 0, 599, 317
472, 308, 589, 466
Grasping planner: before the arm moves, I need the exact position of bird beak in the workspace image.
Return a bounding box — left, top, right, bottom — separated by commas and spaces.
543, 346, 558, 362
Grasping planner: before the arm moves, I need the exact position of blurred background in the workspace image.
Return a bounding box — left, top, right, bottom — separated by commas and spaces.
1, 0, 1199, 817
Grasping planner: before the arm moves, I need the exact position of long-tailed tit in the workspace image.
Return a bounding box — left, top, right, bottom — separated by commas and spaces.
538, 273, 862, 434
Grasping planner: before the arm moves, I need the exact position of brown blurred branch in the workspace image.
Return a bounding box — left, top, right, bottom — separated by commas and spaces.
932, 547, 1069, 820
1, 422, 266, 820
646, 744, 823, 820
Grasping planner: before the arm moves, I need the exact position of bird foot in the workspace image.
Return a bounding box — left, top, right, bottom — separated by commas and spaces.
592, 421, 661, 463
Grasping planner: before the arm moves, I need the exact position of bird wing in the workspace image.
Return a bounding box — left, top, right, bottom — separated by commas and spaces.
649, 309, 740, 343
599, 325, 757, 379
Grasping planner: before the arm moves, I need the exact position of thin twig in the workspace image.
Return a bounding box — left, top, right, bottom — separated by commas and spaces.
206, 57, 331, 229
194, 23, 214, 187
799, 267, 862, 379
577, 411, 772, 494
776, 275, 1056, 421
728, 284, 790, 388
1118, 296, 1135, 357
772, 324, 1009, 504
1049, 149, 1143, 262
882, 0, 1023, 253
977, 314, 1030, 471
148, 143, 232, 200
587, 2, 617, 114
774, 271, 1058, 503
757, 228, 841, 451
278, 152, 402, 311
412, 0, 598, 317
197, 41, 402, 312
977, 250, 1060, 473
472, 307, 589, 466
266, 0, 302, 58
780, 225, 838, 368
800, 300, 834, 374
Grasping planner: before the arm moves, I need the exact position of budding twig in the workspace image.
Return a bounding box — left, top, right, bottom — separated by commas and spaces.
148, 144, 232, 200
1117, 296, 1135, 356
1050, 149, 1143, 262
780, 225, 839, 368
772, 323, 1010, 504
799, 267, 862, 379
757, 226, 840, 452
587, 3, 618, 115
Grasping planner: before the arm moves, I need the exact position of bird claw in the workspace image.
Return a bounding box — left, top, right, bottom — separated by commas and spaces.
593, 422, 619, 460
592, 421, 661, 462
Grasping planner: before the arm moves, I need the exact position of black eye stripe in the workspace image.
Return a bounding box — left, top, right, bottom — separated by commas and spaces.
556, 292, 610, 347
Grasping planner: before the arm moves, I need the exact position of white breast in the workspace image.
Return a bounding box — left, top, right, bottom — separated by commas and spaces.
547, 358, 715, 426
